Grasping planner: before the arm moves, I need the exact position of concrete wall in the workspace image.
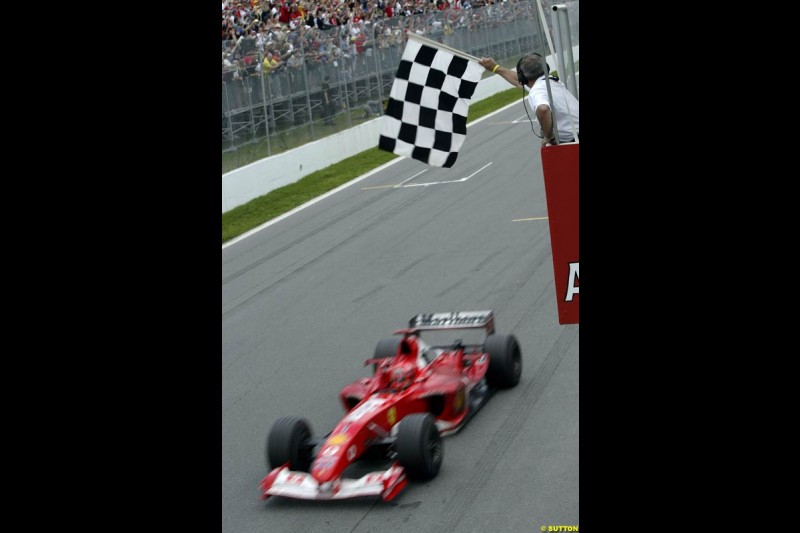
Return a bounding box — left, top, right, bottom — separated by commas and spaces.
222, 46, 578, 213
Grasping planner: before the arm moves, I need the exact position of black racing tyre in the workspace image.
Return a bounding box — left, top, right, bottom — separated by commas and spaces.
395, 413, 443, 481
373, 337, 402, 373
484, 333, 522, 388
266, 417, 313, 472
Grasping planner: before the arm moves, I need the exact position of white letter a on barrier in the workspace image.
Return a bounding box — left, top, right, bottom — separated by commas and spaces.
565, 262, 579, 302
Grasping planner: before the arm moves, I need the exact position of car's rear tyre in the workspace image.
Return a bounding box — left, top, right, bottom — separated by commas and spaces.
395, 413, 443, 481
484, 334, 522, 388
373, 337, 401, 373
266, 417, 313, 472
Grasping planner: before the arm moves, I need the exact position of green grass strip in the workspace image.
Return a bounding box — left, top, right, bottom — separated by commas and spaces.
222, 87, 521, 244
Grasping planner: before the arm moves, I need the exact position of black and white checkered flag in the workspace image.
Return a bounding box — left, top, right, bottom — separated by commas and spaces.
378, 34, 484, 168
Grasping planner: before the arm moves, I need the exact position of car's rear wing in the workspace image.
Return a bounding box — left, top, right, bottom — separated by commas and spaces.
406, 311, 495, 335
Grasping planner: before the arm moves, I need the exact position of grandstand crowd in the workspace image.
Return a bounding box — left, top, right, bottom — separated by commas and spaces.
222, 0, 536, 81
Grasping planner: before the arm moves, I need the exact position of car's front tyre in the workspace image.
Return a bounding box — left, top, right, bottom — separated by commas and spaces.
395, 413, 443, 480
266, 417, 314, 472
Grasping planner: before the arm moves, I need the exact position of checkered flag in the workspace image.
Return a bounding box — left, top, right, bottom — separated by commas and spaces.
378, 34, 484, 168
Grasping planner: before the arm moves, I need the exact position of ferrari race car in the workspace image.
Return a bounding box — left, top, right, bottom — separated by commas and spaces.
260, 310, 522, 502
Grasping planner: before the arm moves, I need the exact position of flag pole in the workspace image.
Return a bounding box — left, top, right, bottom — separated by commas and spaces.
534, 0, 561, 77
407, 33, 481, 63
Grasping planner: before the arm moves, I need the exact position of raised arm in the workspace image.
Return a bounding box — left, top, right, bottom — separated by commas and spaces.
478, 57, 522, 88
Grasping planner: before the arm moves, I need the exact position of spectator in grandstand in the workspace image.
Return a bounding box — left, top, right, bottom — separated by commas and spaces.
313, 7, 332, 29
256, 24, 269, 51
287, 48, 304, 70
278, 2, 291, 23
288, 3, 303, 26
262, 49, 284, 97
243, 51, 260, 77
279, 42, 295, 62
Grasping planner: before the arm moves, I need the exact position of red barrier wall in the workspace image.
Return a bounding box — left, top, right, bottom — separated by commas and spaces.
540, 143, 579, 324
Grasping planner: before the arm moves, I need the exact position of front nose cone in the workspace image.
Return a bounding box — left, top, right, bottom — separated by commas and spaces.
311, 462, 337, 483
311, 442, 347, 483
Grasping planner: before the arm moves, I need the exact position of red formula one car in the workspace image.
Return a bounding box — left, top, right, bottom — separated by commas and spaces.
260, 310, 522, 502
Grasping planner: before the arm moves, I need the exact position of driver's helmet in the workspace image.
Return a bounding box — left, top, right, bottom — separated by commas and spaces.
389, 364, 417, 390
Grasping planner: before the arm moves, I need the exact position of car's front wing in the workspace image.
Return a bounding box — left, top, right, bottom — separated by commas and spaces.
260, 463, 407, 502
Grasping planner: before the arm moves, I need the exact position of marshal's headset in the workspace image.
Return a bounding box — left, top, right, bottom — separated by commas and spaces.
516, 53, 558, 87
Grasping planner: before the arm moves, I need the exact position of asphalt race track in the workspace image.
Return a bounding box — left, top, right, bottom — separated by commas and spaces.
222, 102, 579, 533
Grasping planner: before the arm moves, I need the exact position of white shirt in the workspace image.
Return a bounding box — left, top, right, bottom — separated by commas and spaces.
527, 76, 580, 143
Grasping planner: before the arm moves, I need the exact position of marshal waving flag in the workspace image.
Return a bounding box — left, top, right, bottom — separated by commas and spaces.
378, 34, 484, 168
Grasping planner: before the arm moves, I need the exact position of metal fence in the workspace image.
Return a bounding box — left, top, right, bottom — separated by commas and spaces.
222, 0, 578, 171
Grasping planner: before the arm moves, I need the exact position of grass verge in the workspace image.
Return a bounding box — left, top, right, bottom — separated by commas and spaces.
222, 87, 521, 244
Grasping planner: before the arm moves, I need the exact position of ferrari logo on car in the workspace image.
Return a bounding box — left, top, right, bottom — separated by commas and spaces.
387, 406, 397, 426
328, 434, 347, 445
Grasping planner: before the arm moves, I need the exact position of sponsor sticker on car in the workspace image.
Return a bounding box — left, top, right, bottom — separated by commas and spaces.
410, 311, 493, 329
344, 397, 387, 422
